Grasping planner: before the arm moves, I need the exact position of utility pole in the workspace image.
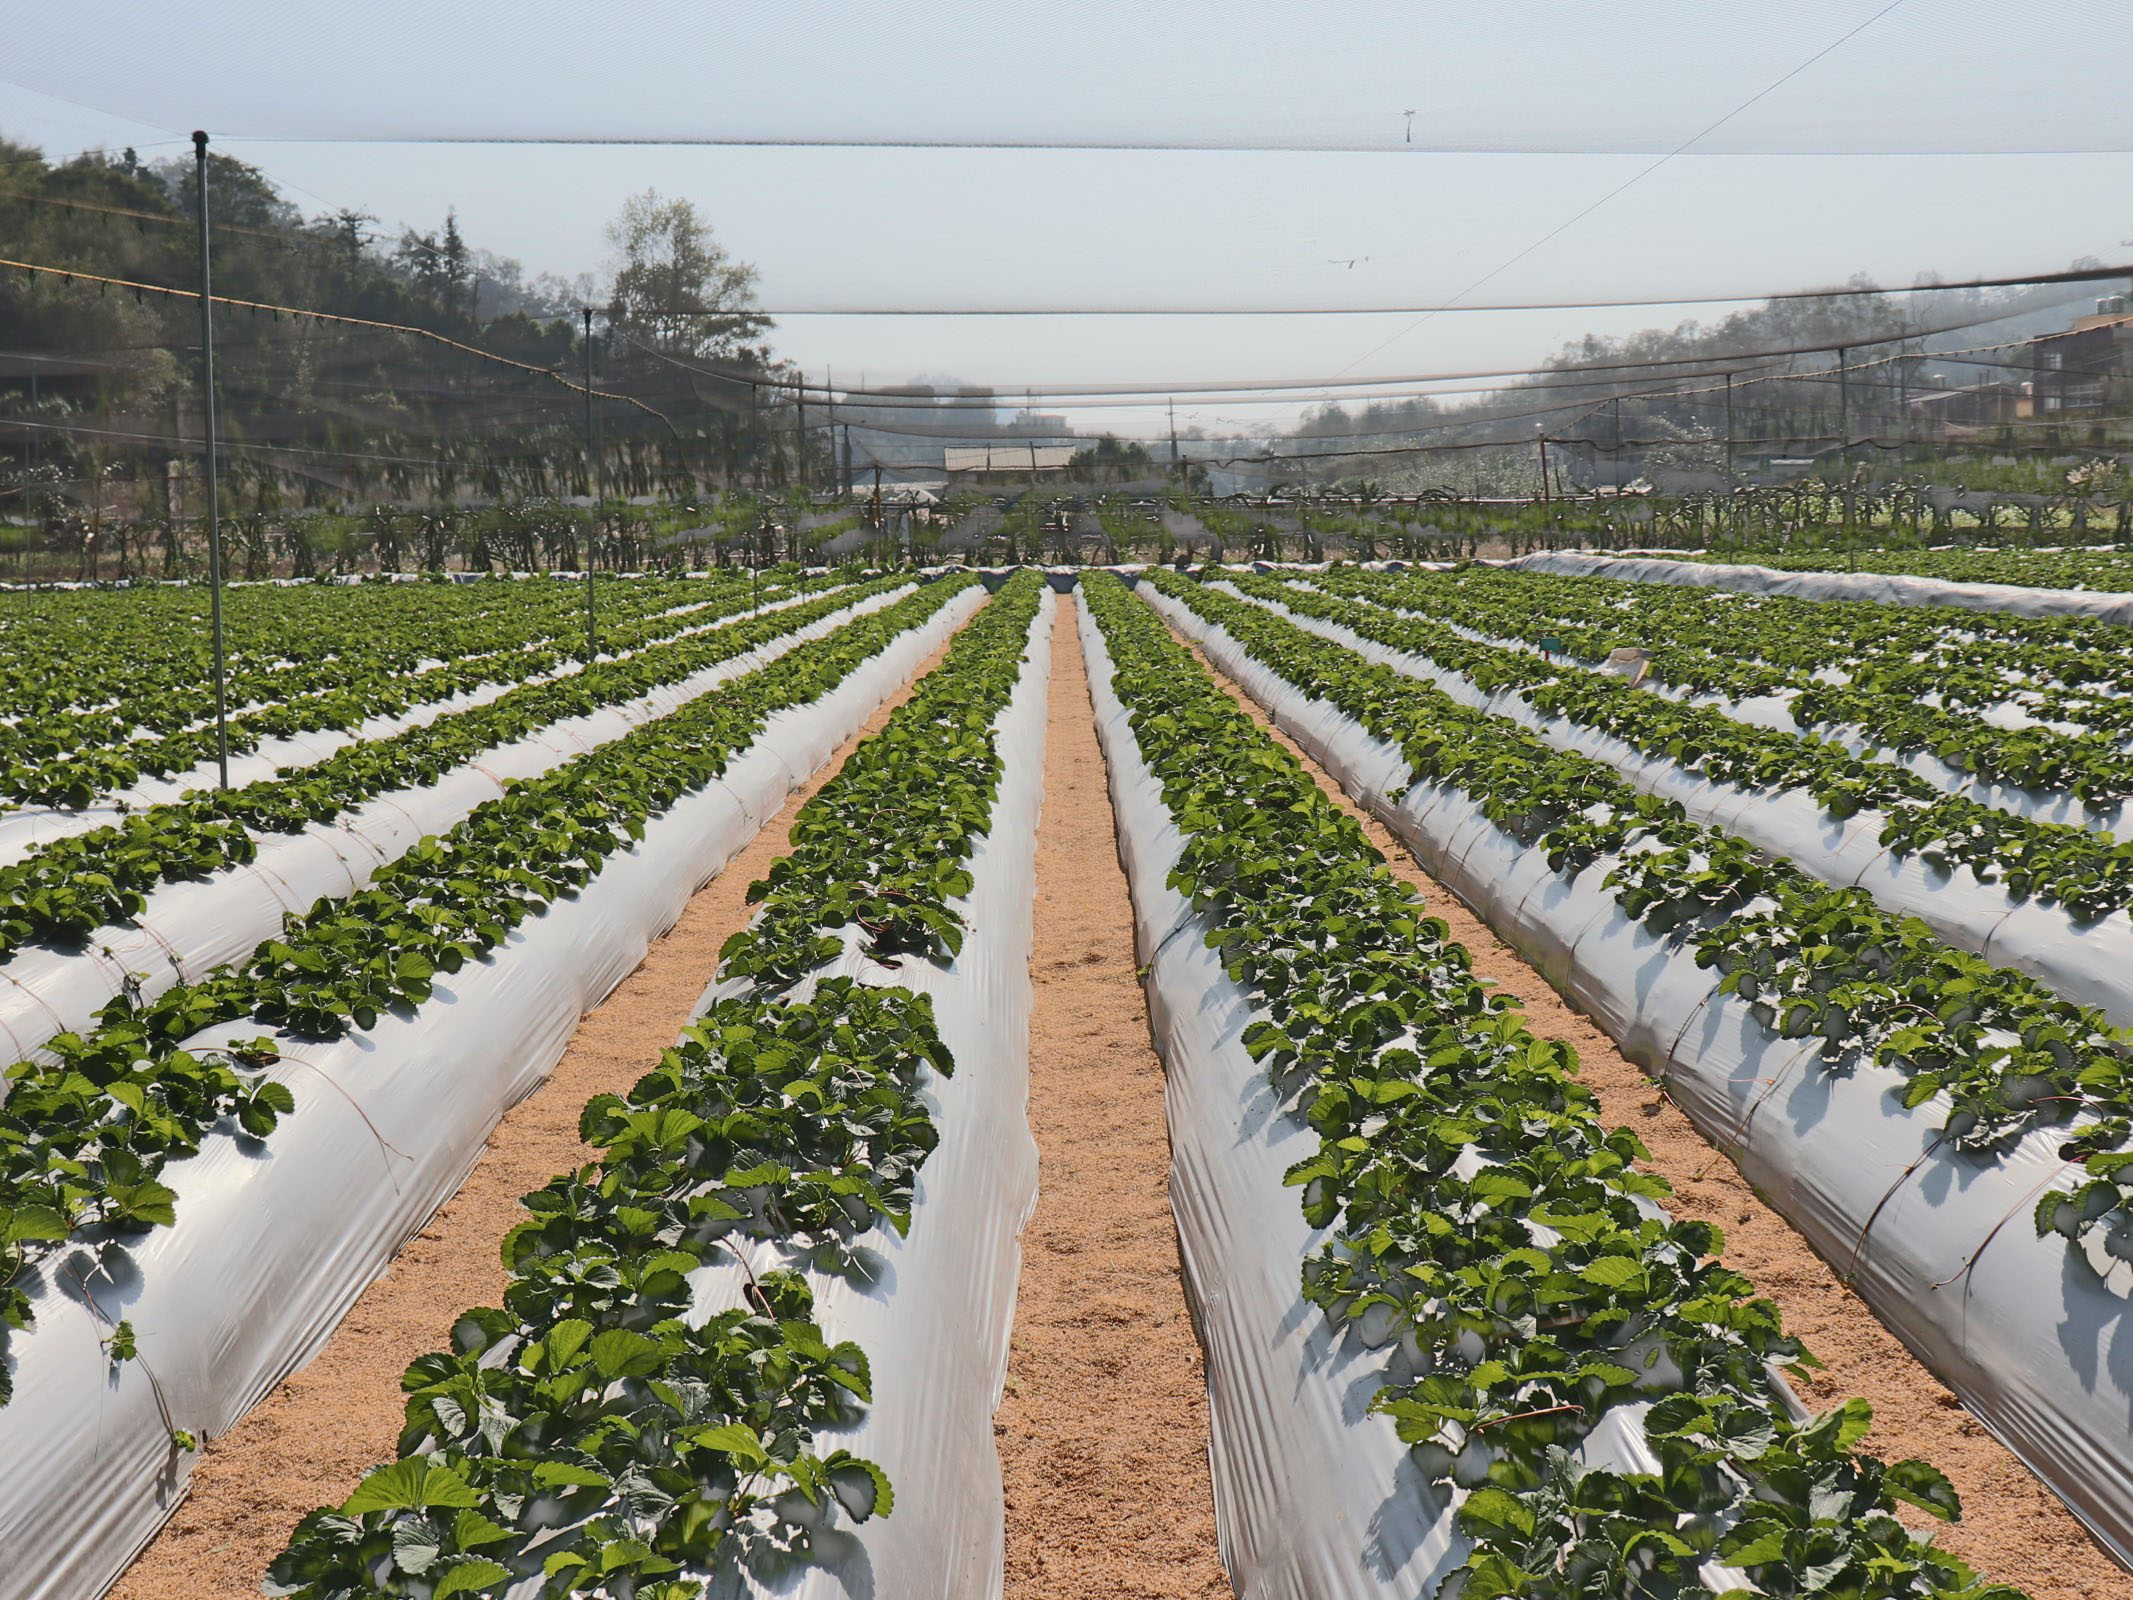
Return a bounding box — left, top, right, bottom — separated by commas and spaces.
794, 380, 808, 491
581, 306, 598, 657
1536, 431, 1552, 503
842, 423, 853, 496
1169, 397, 1180, 471
192, 132, 231, 790
1611, 394, 1623, 489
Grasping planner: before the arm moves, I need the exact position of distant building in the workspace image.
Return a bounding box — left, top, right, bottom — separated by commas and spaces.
2032, 299, 2133, 417
1906, 380, 2029, 432
943, 445, 1075, 477
1003, 410, 1069, 436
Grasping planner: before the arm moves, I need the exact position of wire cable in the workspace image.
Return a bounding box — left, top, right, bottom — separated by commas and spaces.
0, 253, 676, 430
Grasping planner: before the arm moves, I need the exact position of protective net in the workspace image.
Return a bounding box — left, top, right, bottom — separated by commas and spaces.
11, 0, 2131, 155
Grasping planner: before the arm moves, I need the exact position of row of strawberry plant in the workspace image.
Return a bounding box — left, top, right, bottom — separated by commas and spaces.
0, 570, 818, 810
0, 576, 980, 1402
1497, 555, 2133, 682
264, 571, 1048, 1597
1353, 559, 2133, 726
1085, 571, 2012, 1600
0, 573, 893, 969
1228, 570, 2133, 921
1651, 546, 2133, 594
1320, 565, 2133, 806
0, 570, 728, 727
0, 572, 698, 740
1142, 573, 2133, 1243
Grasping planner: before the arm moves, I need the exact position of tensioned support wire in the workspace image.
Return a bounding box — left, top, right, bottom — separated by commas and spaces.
0, 254, 676, 431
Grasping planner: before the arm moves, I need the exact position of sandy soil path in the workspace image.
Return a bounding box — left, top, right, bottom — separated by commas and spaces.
997, 597, 1228, 1599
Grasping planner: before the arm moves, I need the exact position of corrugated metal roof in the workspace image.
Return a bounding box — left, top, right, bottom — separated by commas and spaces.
944, 445, 1075, 472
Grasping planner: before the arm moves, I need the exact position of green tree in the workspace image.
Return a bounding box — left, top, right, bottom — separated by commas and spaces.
603, 190, 771, 363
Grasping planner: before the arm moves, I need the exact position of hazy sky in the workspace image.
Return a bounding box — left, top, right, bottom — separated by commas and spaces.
7, 1, 2133, 438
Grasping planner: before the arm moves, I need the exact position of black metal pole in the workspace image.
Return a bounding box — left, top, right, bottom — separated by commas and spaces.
581, 306, 598, 658
193, 132, 231, 790
1724, 371, 1735, 478
1837, 344, 1850, 465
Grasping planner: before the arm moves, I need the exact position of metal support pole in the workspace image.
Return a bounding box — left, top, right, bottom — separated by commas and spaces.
581, 307, 598, 658
824, 369, 839, 493
1836, 344, 1850, 463
193, 132, 231, 790
1723, 371, 1735, 478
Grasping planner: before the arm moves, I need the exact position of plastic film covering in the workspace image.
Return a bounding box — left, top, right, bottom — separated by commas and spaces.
1090, 590, 1738, 1599
1151, 586, 2133, 1567
0, 584, 983, 1600
1290, 575, 2133, 839
1511, 552, 2133, 626
677, 590, 1052, 1600
1221, 585, 2133, 1028
0, 585, 913, 1069
0, 583, 834, 871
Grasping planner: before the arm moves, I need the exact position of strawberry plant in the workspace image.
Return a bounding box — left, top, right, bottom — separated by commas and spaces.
266, 573, 1047, 1596
1142, 573, 2133, 1252
0, 577, 980, 1404
0, 569, 834, 810
1231, 570, 2133, 921
1085, 572, 2019, 1600
1316, 564, 2133, 810
0, 572, 886, 963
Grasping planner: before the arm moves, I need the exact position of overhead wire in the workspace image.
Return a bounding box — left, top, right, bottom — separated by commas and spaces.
0, 253, 677, 430
722, 264, 2133, 318
1327, 0, 1912, 383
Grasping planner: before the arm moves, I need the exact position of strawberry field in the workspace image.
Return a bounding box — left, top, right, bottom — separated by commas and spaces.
2, 561, 2128, 1600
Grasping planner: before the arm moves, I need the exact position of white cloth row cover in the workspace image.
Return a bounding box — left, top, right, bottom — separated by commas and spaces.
1508, 550, 2133, 627
0, 585, 982, 1600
